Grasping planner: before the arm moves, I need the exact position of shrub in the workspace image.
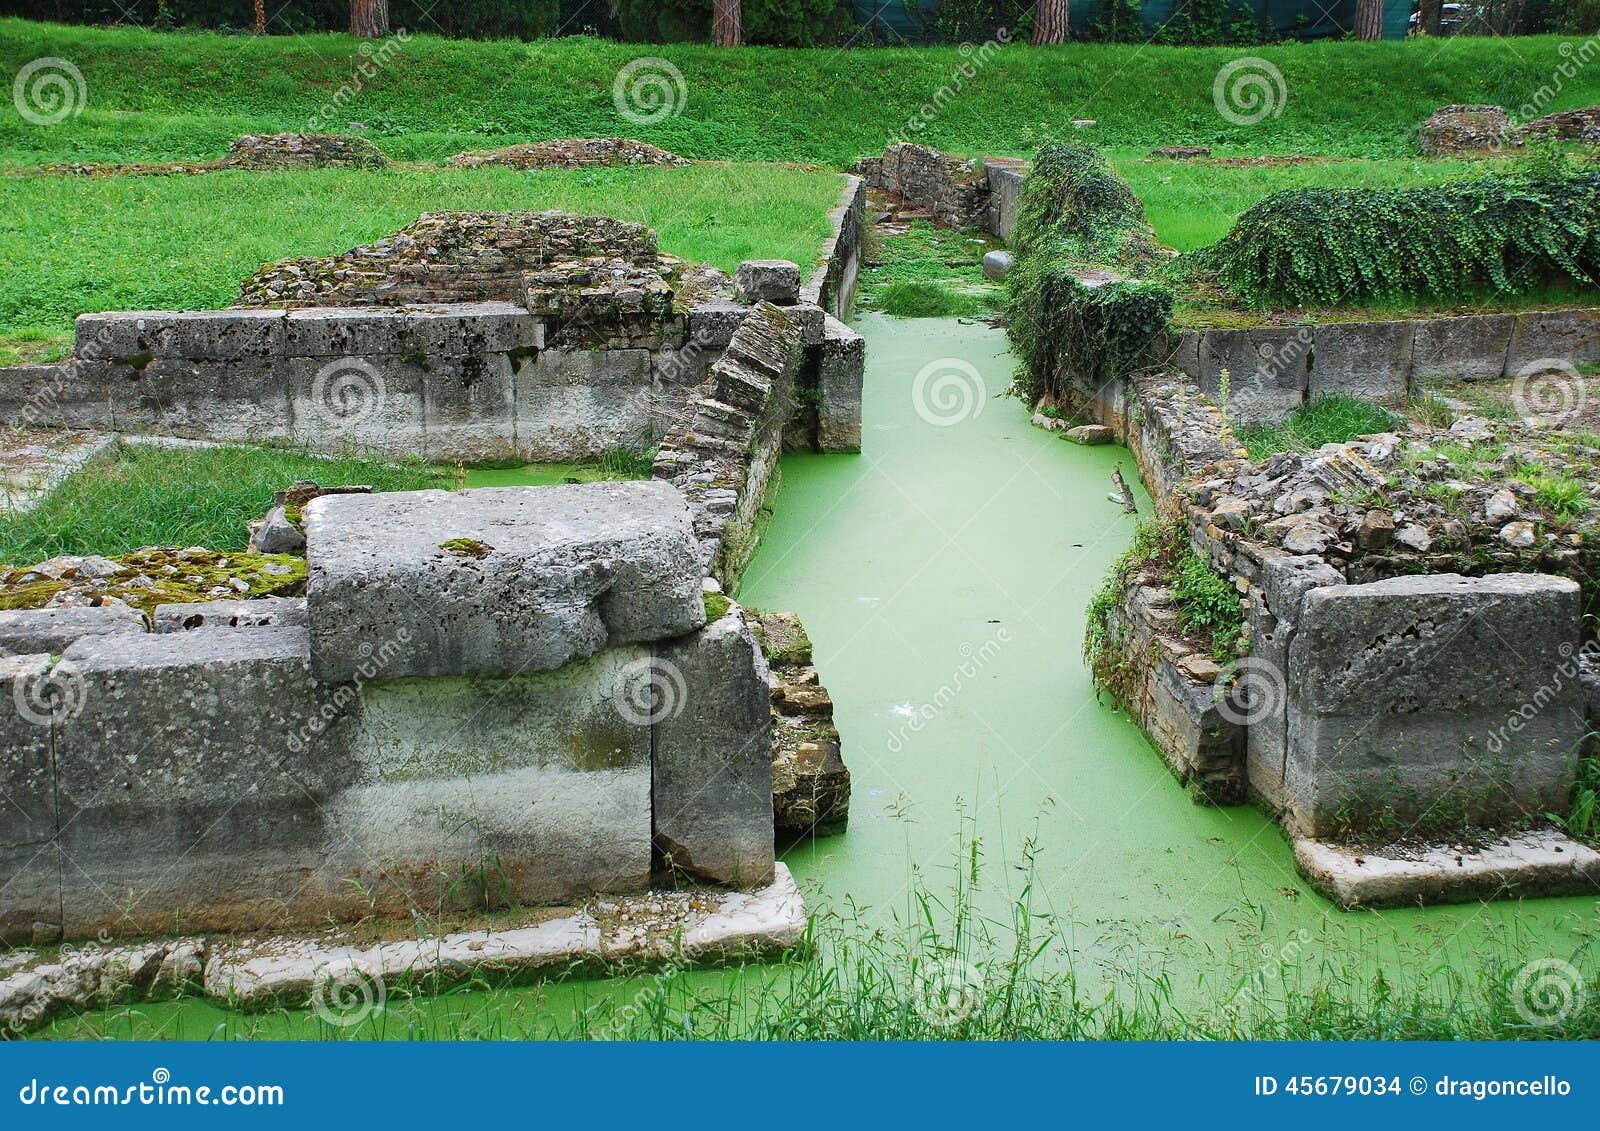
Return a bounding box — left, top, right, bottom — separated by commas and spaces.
1187, 173, 1600, 309
1005, 142, 1171, 402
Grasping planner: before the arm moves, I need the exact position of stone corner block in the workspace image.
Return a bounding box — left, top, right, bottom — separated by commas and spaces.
735, 260, 802, 306
653, 604, 774, 888
304, 481, 706, 683
0, 605, 146, 655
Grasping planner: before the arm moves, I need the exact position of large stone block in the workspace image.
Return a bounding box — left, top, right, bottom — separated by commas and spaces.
0, 653, 59, 943
653, 607, 774, 887
324, 645, 653, 911
1283, 574, 1584, 838
1310, 320, 1414, 403
1243, 554, 1344, 811
1196, 327, 1309, 422
304, 482, 705, 683
402, 302, 544, 356
152, 597, 308, 633
282, 307, 410, 357
512, 347, 654, 460
0, 605, 145, 655
419, 352, 517, 463
284, 354, 426, 455
139, 358, 295, 442
1410, 314, 1512, 383
686, 301, 750, 355
735, 260, 801, 306
75, 309, 286, 363
1506, 308, 1600, 374
52, 628, 334, 937
817, 315, 864, 453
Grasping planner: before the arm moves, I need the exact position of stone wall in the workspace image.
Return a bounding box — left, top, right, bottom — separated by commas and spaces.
0, 211, 866, 464
802, 175, 866, 320
1170, 309, 1600, 423
856, 144, 991, 228
0, 481, 777, 944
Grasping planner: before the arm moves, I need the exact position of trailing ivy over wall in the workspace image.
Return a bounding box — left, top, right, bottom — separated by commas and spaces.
1187, 171, 1600, 309
1004, 141, 1172, 403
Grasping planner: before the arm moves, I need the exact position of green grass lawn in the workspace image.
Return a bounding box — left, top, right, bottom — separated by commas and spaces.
0, 443, 444, 563
0, 162, 843, 359
3, 20, 1600, 168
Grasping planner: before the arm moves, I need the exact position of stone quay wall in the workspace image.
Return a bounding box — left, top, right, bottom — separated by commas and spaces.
854, 144, 1024, 242
1075, 370, 1594, 870
0, 480, 779, 945
0, 209, 866, 465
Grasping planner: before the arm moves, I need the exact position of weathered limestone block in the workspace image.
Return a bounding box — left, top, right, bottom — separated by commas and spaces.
139, 357, 295, 443
0, 605, 145, 654
749, 611, 850, 836
326, 646, 653, 911
284, 355, 426, 455
981, 249, 1014, 281
153, 597, 308, 633
653, 606, 774, 887
686, 301, 750, 354
31, 360, 158, 432
1311, 320, 1414, 403
1244, 554, 1344, 811
984, 162, 1026, 242
52, 628, 332, 937
0, 655, 59, 944
1196, 327, 1308, 423
419, 352, 517, 464
1506, 308, 1600, 375
75, 308, 287, 363
735, 260, 801, 306
511, 348, 653, 460
1410, 313, 1513, 383
304, 482, 705, 683
1283, 574, 1584, 839
818, 315, 864, 453
402, 302, 544, 355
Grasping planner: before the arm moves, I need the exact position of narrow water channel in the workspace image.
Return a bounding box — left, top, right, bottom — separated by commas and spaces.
47, 315, 1597, 1038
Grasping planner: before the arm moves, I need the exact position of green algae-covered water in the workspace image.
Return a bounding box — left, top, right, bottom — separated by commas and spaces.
42, 315, 1598, 1039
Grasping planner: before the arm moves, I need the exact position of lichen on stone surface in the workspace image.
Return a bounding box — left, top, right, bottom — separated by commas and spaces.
0, 548, 306, 614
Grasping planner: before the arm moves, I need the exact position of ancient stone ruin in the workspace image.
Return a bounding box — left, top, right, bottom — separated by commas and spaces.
448, 138, 691, 169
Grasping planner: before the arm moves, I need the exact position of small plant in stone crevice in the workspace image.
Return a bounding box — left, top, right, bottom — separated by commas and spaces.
1085, 518, 1246, 695
1559, 740, 1599, 843
1234, 395, 1400, 461
1521, 471, 1594, 520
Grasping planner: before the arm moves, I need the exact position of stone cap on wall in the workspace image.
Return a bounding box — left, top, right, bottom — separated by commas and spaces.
303, 480, 706, 683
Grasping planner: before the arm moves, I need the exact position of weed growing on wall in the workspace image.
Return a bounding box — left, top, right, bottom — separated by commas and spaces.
1005, 142, 1173, 403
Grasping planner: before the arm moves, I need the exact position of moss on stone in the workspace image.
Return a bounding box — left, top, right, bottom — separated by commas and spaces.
440, 538, 492, 558
703, 592, 732, 622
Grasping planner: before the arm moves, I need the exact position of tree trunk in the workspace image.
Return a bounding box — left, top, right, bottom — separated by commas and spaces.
1354, 0, 1385, 39
1418, 0, 1442, 34
350, 0, 390, 38
1032, 0, 1070, 44
253, 0, 265, 34
713, 0, 742, 47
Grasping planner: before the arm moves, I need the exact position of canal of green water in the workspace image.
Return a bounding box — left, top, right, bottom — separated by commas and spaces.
43, 314, 1599, 1038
